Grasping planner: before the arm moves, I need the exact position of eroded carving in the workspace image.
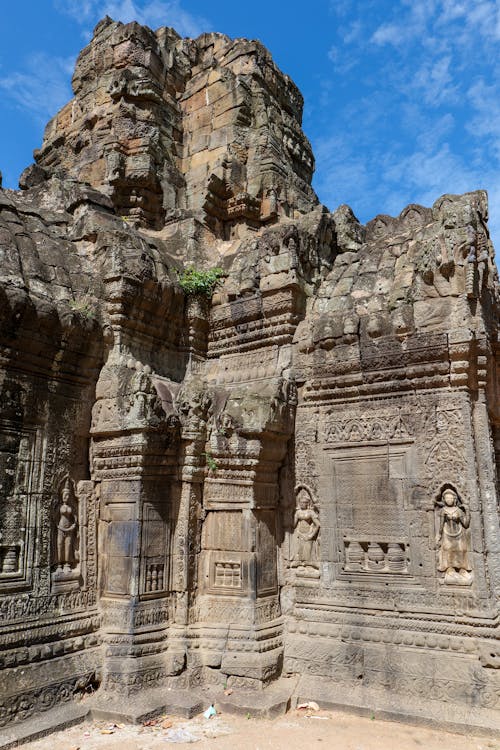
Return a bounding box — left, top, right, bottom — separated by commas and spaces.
344, 540, 408, 573
53, 477, 79, 578
291, 486, 320, 574
435, 485, 472, 585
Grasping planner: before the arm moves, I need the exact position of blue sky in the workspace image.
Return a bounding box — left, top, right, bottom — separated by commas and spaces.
1, 0, 500, 247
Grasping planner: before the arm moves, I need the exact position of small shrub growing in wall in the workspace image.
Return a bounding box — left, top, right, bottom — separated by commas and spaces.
177, 267, 225, 296
68, 294, 97, 321
203, 452, 218, 472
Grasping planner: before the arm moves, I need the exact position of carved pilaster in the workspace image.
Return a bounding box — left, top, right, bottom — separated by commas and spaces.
91, 340, 181, 693
196, 377, 296, 684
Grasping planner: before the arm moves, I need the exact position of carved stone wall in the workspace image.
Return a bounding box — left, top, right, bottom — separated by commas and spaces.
281, 197, 500, 719
0, 17, 499, 731
34, 18, 316, 233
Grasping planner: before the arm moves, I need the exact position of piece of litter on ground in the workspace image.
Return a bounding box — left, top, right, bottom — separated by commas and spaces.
163, 728, 200, 743
161, 719, 173, 729
223, 688, 233, 696
100, 729, 115, 734
297, 701, 319, 711
203, 704, 217, 719
305, 715, 328, 720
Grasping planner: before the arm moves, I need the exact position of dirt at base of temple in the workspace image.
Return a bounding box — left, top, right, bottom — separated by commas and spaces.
19, 708, 500, 750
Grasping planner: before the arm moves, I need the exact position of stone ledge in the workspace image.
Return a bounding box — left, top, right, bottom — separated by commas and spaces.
87, 687, 204, 723
294, 674, 500, 738
0, 703, 90, 750
0, 688, 205, 749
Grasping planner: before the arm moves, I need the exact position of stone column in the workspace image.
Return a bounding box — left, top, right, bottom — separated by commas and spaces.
196, 378, 295, 687
90, 269, 183, 695
91, 355, 182, 693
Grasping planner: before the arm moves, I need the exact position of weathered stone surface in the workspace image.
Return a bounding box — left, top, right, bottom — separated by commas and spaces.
214, 678, 295, 719
89, 687, 203, 722
34, 17, 316, 233
0, 16, 499, 736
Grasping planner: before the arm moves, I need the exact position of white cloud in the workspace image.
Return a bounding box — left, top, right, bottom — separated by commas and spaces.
133, 0, 210, 36
54, 0, 97, 21
0, 0, 210, 128
467, 78, 500, 161
318, 0, 500, 250
382, 143, 475, 200
371, 23, 406, 47
313, 131, 500, 237
436, 0, 500, 42
411, 55, 457, 106
371, 0, 500, 51
415, 112, 455, 151
371, 0, 437, 47
0, 53, 74, 124
328, 0, 354, 17
54, 0, 210, 37
342, 20, 363, 45
101, 0, 138, 24
312, 133, 385, 219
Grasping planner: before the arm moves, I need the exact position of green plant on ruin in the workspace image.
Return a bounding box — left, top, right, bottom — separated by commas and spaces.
69, 293, 97, 320
203, 452, 218, 472
177, 266, 225, 297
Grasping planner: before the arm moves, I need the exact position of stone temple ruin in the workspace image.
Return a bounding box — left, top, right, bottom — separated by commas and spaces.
0, 16, 499, 735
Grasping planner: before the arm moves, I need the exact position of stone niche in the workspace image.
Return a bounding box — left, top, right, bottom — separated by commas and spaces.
0, 15, 499, 734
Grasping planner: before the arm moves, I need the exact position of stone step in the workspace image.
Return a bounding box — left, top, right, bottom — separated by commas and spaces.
210, 677, 297, 720
88, 687, 204, 723
0, 703, 90, 750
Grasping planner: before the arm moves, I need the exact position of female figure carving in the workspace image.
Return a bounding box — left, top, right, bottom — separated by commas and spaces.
291, 486, 320, 569
55, 478, 78, 573
435, 485, 472, 584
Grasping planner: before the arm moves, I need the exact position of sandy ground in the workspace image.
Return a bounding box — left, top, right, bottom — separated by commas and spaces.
20, 707, 499, 750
